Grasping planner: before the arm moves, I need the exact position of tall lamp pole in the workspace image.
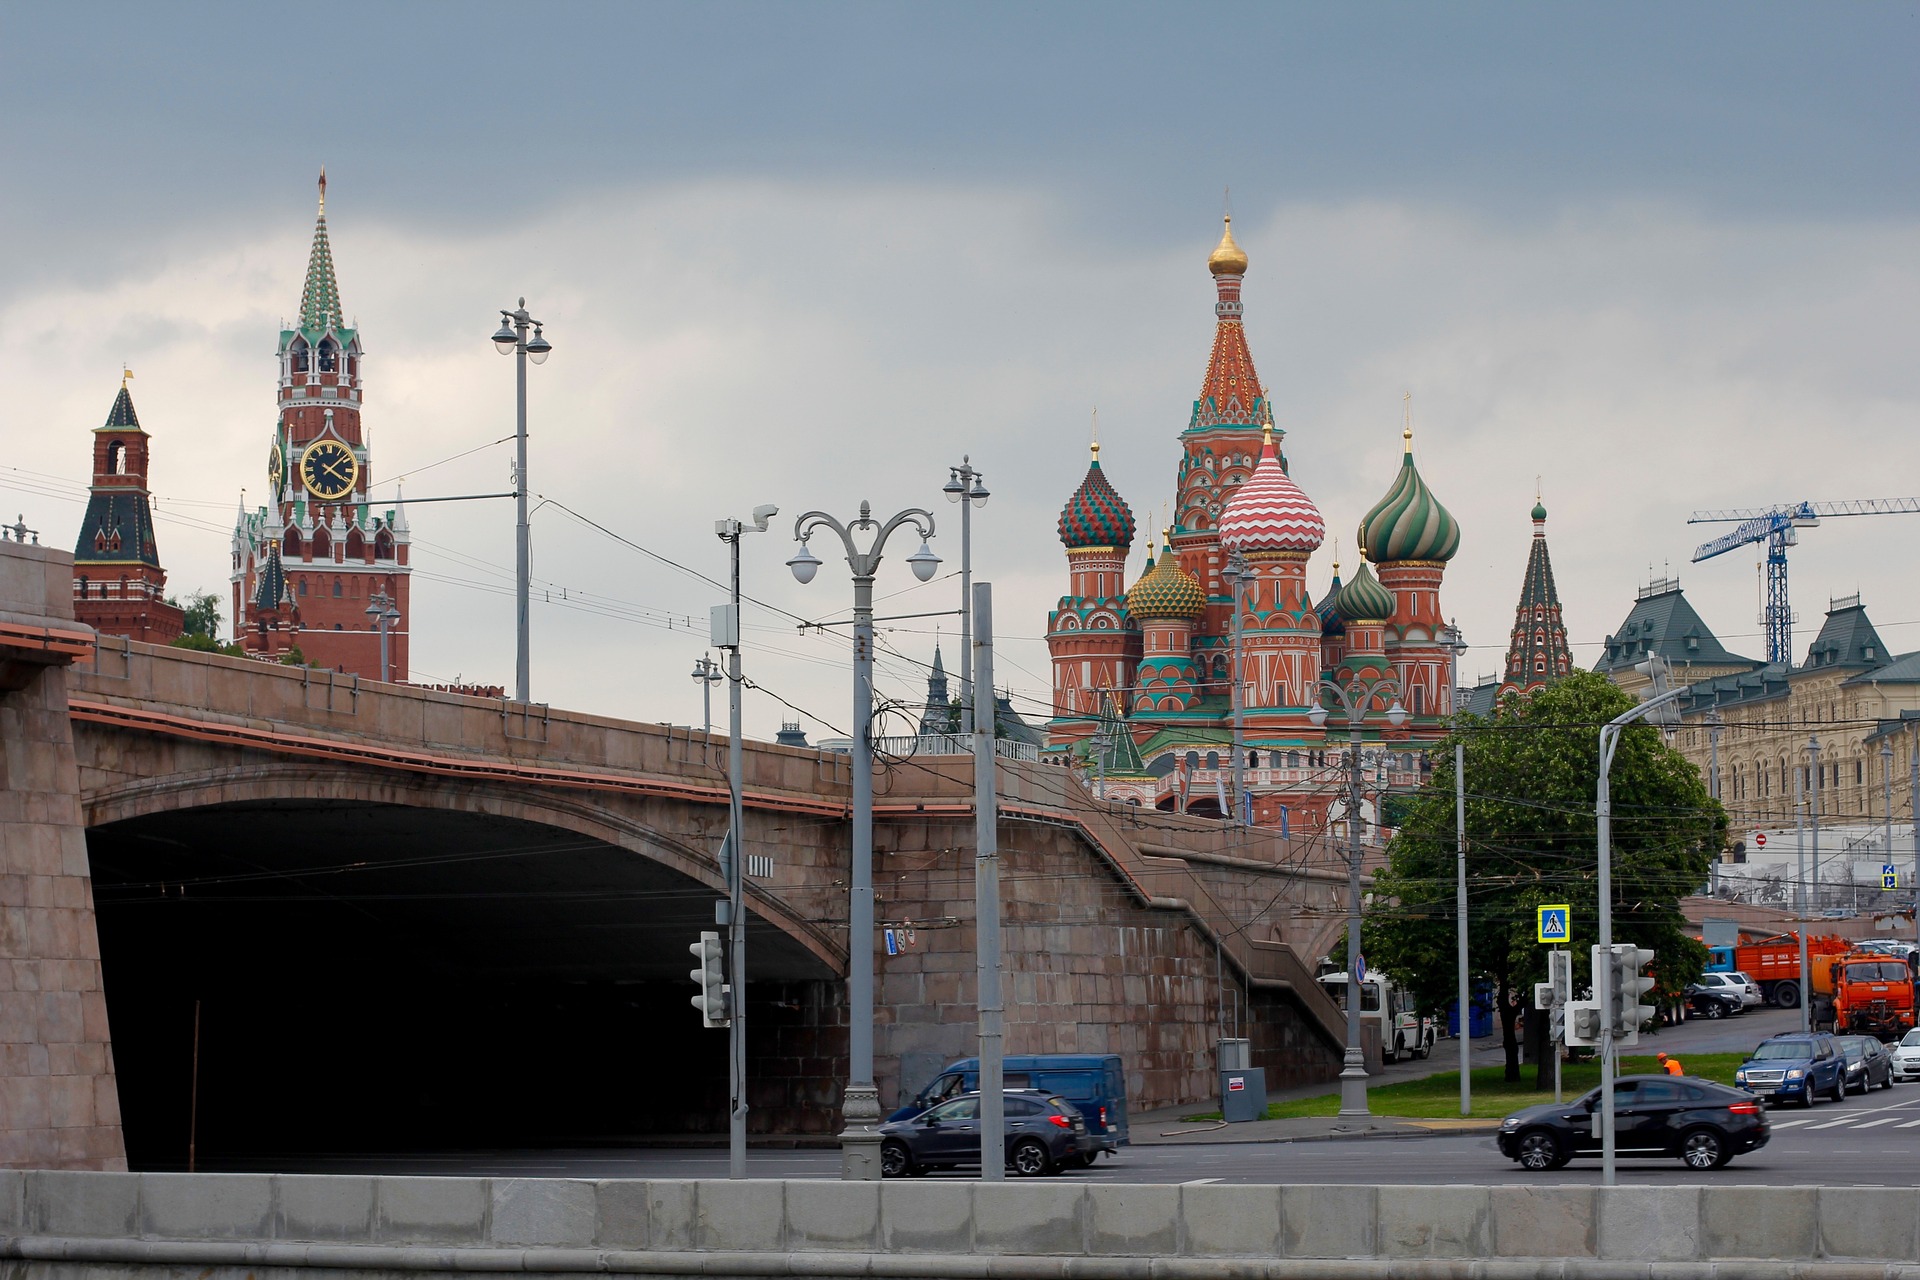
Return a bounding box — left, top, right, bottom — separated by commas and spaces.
490, 300, 553, 704
1223, 552, 1249, 825
1309, 675, 1408, 1116
363, 587, 401, 683
1595, 682, 1687, 1186
1442, 622, 1470, 1117
790, 501, 940, 1179
942, 460, 989, 733
714, 506, 777, 1179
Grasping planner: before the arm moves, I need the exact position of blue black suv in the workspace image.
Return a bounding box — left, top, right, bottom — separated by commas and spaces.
1735, 1033, 1847, 1106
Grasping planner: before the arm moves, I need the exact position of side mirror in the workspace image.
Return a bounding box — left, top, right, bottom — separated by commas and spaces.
1583, 1096, 1599, 1113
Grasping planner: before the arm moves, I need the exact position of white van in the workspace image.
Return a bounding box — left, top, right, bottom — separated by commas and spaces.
1318, 969, 1436, 1063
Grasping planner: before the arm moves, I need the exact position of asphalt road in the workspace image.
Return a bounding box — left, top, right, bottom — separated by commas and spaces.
213, 1089, 1920, 1185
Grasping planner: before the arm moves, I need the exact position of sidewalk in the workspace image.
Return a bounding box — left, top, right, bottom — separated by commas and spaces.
1129, 1033, 1511, 1145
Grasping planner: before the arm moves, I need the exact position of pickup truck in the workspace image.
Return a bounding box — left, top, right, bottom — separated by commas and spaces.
1733, 1033, 1847, 1107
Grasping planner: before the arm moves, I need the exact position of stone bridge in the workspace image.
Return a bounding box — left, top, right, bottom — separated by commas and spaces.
0, 541, 1355, 1172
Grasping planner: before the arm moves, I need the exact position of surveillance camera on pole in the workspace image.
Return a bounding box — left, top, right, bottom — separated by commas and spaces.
689, 931, 731, 1028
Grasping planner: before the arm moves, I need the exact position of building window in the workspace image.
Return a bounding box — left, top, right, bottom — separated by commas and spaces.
297, 578, 307, 597
333, 578, 342, 598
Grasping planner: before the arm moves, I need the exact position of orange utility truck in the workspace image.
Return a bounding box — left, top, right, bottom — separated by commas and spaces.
1705, 933, 1849, 1008
1825, 951, 1917, 1040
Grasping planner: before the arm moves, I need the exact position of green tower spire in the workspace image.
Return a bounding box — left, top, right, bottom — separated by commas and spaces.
299, 168, 344, 334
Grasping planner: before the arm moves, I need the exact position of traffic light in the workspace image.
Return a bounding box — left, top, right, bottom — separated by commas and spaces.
1608, 944, 1657, 1044
689, 930, 731, 1028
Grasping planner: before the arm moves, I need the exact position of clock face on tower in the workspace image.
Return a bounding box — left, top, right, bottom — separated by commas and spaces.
267, 444, 285, 493
300, 439, 359, 501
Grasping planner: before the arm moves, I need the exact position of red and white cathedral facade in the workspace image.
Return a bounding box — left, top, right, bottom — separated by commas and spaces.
231, 174, 413, 679
1046, 219, 1464, 832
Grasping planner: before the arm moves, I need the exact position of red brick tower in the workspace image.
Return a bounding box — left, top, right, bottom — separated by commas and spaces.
71, 376, 185, 643
233, 172, 412, 678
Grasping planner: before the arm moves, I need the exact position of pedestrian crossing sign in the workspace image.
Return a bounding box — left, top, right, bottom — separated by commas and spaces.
1537, 904, 1572, 944
1883, 865, 1898, 891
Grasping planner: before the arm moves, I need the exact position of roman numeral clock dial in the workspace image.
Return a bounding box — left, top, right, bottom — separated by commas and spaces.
299, 440, 359, 501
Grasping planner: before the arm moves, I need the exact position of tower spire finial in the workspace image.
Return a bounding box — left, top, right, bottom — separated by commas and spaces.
121, 365, 133, 390
1090, 406, 1099, 461
1402, 391, 1413, 446
318, 166, 327, 216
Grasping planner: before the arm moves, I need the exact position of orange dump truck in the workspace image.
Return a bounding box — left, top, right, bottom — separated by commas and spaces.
1705, 933, 1849, 1008
1825, 952, 1917, 1040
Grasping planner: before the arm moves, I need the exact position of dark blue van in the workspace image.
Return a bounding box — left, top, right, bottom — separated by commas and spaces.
889, 1054, 1128, 1152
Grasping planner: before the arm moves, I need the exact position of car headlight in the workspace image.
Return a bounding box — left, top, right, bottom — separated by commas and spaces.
1734, 1071, 1746, 1083
1500, 1117, 1520, 1129
1786, 1069, 1805, 1079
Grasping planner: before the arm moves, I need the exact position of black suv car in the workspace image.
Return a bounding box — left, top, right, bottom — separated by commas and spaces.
1497, 1075, 1770, 1171
878, 1089, 1099, 1177
1735, 1033, 1847, 1106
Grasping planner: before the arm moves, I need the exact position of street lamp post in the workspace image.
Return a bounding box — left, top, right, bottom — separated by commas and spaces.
490, 300, 553, 704
1441, 622, 1470, 1118
713, 505, 777, 1180
1810, 735, 1823, 922
942, 460, 989, 734
1594, 682, 1687, 1185
691, 654, 723, 737
1223, 552, 1249, 825
1308, 676, 1409, 1116
790, 501, 939, 1179
1885, 739, 1897, 901
363, 588, 401, 683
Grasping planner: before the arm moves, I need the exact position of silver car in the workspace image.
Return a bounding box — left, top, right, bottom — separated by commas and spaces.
1698, 972, 1763, 1008
1892, 1029, 1920, 1084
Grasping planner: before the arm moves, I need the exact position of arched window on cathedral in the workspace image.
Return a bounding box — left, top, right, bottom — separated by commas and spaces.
311, 527, 331, 561
1287, 750, 1301, 768
107, 440, 126, 475
374, 529, 394, 561
297, 578, 307, 597
1205, 751, 1219, 769
333, 577, 343, 598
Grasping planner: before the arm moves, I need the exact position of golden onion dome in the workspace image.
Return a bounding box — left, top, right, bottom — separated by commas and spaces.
1208, 215, 1249, 277
1125, 536, 1207, 620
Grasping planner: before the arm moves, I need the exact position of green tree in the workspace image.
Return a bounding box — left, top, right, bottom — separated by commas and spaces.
1361, 671, 1724, 1083
170, 633, 247, 658
178, 589, 222, 639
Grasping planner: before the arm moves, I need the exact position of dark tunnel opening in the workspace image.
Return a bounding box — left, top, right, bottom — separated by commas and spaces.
85, 801, 844, 1169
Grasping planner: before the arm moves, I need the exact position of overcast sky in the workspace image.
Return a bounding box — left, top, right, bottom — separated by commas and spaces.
2, 3, 1915, 738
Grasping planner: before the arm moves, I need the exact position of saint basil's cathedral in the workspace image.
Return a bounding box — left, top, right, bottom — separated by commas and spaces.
1044, 218, 1467, 830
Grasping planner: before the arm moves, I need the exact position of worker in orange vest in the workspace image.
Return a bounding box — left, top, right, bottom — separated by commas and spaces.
1657, 1052, 1684, 1077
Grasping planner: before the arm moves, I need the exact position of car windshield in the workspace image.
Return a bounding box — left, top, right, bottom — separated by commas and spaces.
1751, 1042, 1812, 1060
1903, 1030, 1920, 1048
1838, 1040, 1866, 1062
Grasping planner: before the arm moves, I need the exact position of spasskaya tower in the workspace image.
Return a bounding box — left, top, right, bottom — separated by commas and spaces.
232, 171, 412, 677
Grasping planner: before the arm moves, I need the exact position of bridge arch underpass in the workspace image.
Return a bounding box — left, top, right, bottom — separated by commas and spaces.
84, 788, 847, 1170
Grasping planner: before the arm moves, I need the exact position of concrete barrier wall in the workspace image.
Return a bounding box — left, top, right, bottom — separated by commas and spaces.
4, 1170, 1919, 1277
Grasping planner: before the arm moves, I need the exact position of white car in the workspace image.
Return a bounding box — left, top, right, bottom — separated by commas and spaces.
1697, 972, 1763, 1008
1893, 1029, 1920, 1084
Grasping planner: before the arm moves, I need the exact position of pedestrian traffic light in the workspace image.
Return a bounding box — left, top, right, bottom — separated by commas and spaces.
689, 930, 731, 1028
1608, 944, 1657, 1045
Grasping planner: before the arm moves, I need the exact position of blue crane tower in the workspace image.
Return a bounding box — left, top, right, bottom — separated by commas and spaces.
1689, 498, 1920, 666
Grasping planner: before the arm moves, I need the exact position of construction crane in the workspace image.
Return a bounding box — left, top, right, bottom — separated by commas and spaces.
1689, 498, 1920, 667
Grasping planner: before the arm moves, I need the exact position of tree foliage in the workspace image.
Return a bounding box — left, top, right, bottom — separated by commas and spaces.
178, 589, 222, 639
1362, 672, 1725, 1080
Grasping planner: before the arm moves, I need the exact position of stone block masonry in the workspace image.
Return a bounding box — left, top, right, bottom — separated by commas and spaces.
0, 542, 124, 1170
0, 1171, 1917, 1276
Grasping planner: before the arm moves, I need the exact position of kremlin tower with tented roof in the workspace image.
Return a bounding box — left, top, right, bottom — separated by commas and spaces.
231, 172, 413, 678
1045, 218, 1464, 829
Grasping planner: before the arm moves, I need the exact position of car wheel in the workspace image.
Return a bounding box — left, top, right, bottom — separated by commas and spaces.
1680, 1127, 1728, 1171
1704, 1001, 1724, 1019
1774, 981, 1800, 1008
880, 1140, 914, 1179
1415, 1036, 1432, 1060
1514, 1129, 1563, 1172
1829, 1075, 1846, 1103
1800, 1081, 1816, 1107
1010, 1138, 1051, 1177
1883, 1071, 1897, 1090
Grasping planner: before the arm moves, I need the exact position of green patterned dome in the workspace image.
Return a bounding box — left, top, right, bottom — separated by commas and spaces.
1334, 560, 1395, 622
1059, 446, 1136, 550
1125, 539, 1206, 620
1359, 432, 1460, 564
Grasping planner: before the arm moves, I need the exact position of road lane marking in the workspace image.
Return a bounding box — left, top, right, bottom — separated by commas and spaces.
1897, 1119, 1920, 1128
1766, 1118, 1813, 1128
1181, 1177, 1222, 1185
1849, 1118, 1899, 1129
1808, 1117, 1870, 1129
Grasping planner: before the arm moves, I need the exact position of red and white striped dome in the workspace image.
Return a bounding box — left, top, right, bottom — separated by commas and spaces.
1218, 432, 1325, 555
